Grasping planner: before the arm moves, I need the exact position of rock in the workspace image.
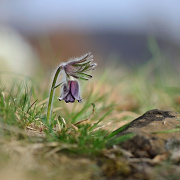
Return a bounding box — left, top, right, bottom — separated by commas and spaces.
115, 109, 180, 158
166, 138, 180, 163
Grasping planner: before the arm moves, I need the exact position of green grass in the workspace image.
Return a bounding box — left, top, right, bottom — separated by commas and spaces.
1, 45, 180, 156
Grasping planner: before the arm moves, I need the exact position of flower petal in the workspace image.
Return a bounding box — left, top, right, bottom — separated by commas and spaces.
64, 93, 75, 103
58, 83, 69, 101
70, 81, 82, 103
68, 53, 93, 65
63, 53, 95, 80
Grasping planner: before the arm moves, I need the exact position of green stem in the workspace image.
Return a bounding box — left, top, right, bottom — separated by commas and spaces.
47, 66, 61, 124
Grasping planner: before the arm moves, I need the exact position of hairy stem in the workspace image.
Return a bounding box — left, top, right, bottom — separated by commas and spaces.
47, 66, 61, 124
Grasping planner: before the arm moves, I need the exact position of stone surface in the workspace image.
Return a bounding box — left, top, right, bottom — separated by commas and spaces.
116, 109, 180, 158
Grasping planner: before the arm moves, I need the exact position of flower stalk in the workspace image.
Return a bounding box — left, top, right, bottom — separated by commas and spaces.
46, 66, 61, 124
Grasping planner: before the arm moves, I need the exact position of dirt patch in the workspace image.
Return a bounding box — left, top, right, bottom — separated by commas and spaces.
0, 140, 102, 180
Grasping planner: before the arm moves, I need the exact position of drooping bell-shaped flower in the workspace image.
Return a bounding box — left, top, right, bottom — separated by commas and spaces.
58, 80, 82, 103
58, 52, 96, 103
46, 53, 96, 124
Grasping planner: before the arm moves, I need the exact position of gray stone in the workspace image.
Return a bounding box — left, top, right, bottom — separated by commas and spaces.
115, 109, 180, 158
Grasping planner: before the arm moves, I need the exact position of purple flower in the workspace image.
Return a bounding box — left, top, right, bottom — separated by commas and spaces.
58, 52, 96, 103
61, 52, 97, 80
58, 80, 82, 103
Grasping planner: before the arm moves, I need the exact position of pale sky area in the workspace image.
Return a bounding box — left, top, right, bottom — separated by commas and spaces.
1, 0, 180, 75
0, 0, 180, 44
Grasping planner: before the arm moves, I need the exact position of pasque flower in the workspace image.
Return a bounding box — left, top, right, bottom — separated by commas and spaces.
46, 52, 96, 124
58, 52, 96, 103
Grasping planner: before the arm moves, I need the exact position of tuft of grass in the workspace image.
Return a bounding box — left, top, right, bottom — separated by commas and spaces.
0, 77, 125, 156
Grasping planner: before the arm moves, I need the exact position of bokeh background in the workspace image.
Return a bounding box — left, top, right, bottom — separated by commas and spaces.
0, 0, 180, 76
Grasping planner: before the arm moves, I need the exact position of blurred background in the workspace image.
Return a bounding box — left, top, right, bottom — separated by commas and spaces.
0, 0, 180, 76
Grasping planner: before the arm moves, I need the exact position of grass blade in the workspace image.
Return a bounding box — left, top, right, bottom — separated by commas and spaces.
105, 122, 131, 139
106, 133, 135, 147
89, 108, 113, 131
151, 129, 180, 134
